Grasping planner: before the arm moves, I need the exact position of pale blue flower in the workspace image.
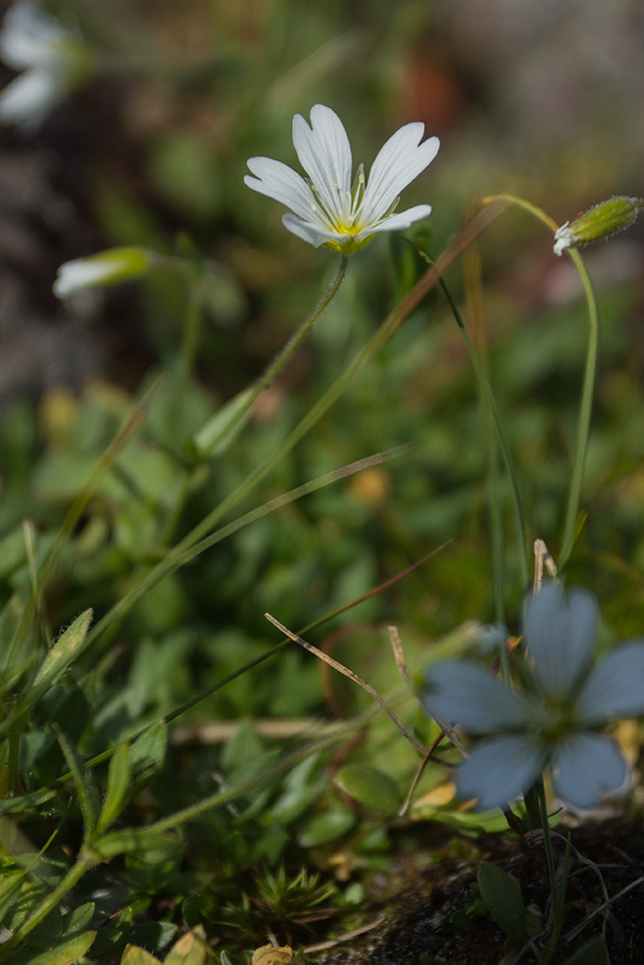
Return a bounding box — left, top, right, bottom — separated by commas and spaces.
422, 583, 644, 811
244, 104, 439, 255
0, 1, 89, 131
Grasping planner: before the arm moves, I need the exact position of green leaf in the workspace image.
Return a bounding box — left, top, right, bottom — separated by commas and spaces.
7, 930, 96, 965
55, 728, 100, 835
192, 387, 255, 459
96, 741, 131, 834
476, 861, 527, 947
561, 936, 608, 965
93, 828, 181, 862
120, 945, 162, 965
129, 720, 168, 787
62, 901, 95, 934
297, 806, 356, 847
0, 786, 58, 817
31, 610, 93, 693
334, 764, 401, 816
163, 925, 207, 965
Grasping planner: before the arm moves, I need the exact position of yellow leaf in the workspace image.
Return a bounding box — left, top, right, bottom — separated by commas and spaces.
251, 944, 293, 965
163, 925, 208, 965
120, 944, 162, 965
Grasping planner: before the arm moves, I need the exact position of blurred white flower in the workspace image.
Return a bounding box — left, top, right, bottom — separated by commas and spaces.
53, 248, 154, 298
244, 104, 439, 255
423, 582, 644, 811
0, 0, 89, 131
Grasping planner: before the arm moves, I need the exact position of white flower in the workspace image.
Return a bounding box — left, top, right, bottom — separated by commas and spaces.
244, 104, 439, 255
0, 1, 88, 131
53, 248, 154, 298
553, 222, 574, 257
423, 583, 644, 811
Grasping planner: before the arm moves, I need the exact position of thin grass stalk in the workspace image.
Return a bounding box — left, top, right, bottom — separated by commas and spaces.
483, 195, 600, 570
84, 200, 509, 651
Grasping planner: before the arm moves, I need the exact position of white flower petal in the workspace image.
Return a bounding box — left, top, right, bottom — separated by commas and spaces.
456, 736, 545, 810
244, 157, 323, 224
366, 204, 432, 235
0, 1, 64, 70
0, 65, 61, 129
53, 248, 152, 298
281, 214, 338, 248
576, 640, 644, 724
361, 124, 439, 224
292, 105, 352, 224
423, 660, 533, 733
524, 583, 598, 698
551, 733, 630, 810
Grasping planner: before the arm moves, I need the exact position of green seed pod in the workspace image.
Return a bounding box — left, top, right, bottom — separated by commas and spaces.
553, 195, 644, 256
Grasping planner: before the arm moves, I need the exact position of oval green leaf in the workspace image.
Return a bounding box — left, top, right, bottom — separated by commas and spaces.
477, 861, 527, 946
334, 764, 401, 816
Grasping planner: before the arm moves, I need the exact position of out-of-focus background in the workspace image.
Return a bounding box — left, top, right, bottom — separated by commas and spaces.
2, 0, 644, 404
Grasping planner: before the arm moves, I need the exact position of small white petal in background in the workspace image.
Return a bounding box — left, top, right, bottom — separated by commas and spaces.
53, 248, 154, 299
0, 0, 90, 131
245, 104, 439, 255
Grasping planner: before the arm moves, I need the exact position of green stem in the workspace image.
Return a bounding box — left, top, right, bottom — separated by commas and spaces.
0, 851, 96, 961
438, 275, 529, 596
170, 274, 204, 437
537, 780, 560, 956
484, 195, 600, 571
523, 782, 542, 830
558, 252, 599, 569
201, 254, 349, 455
405, 237, 528, 601
548, 832, 571, 954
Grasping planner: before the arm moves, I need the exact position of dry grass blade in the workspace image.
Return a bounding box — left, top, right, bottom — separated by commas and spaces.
264, 614, 425, 754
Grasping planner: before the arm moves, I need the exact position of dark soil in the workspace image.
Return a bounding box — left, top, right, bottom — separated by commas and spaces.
322, 816, 644, 965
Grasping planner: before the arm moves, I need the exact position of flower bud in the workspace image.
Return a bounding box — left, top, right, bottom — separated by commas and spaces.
553, 196, 643, 256
53, 247, 155, 298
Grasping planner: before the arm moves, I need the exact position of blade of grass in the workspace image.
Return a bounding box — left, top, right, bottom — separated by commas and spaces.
84, 199, 509, 651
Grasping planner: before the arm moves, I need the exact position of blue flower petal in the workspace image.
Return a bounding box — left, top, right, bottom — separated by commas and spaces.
456, 736, 545, 810
577, 640, 644, 724
423, 660, 533, 733
551, 733, 630, 810
524, 583, 598, 698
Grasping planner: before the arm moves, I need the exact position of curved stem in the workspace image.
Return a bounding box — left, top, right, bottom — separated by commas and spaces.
558, 254, 599, 568
482, 195, 600, 571
407, 236, 529, 600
